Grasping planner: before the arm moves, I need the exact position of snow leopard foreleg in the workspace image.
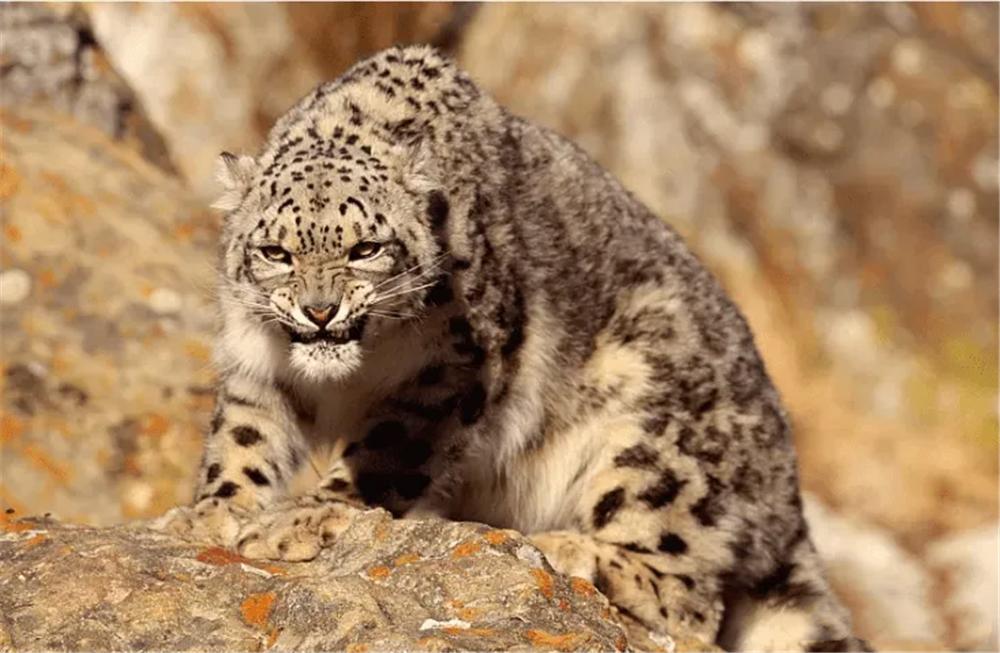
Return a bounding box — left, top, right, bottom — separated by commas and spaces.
530, 527, 723, 644
152, 374, 308, 545
233, 359, 477, 560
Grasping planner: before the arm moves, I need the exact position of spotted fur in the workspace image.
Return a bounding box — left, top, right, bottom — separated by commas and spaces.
155, 46, 866, 651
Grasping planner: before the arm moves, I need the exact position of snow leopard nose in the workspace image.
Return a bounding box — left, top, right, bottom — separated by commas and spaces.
303, 303, 336, 329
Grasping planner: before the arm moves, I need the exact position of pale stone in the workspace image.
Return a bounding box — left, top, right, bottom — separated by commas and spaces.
148, 287, 183, 314
867, 77, 896, 108
926, 525, 999, 651
821, 83, 854, 116
0, 268, 31, 305
971, 153, 999, 191
892, 40, 924, 75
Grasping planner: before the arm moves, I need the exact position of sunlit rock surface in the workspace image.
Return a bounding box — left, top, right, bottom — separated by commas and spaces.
0, 512, 635, 652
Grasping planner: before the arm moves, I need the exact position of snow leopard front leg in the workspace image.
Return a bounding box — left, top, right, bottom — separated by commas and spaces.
525, 419, 862, 651
153, 373, 310, 546
530, 530, 725, 641
527, 457, 727, 645
233, 354, 480, 561
233, 447, 369, 561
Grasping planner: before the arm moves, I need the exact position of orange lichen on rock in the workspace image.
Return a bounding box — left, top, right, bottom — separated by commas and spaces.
39, 170, 96, 217
393, 552, 420, 566
414, 636, 451, 651
451, 539, 482, 559
483, 530, 509, 545
3, 223, 22, 243
366, 565, 391, 580
346, 643, 369, 653
456, 606, 481, 621
184, 339, 211, 363
525, 629, 590, 651
0, 110, 33, 134
196, 546, 246, 566
141, 413, 171, 438
195, 546, 285, 575
444, 626, 496, 637
0, 414, 25, 443
172, 221, 196, 241
22, 533, 48, 549
36, 269, 58, 289
372, 520, 391, 541
239, 592, 276, 629
19, 442, 71, 484
0, 512, 34, 533
0, 163, 21, 199
531, 568, 555, 599
570, 577, 597, 597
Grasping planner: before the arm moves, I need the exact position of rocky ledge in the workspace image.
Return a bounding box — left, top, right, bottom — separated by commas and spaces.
0, 510, 671, 652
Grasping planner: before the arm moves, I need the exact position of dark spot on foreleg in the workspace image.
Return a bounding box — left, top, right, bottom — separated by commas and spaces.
592, 487, 626, 529
214, 481, 240, 498
231, 426, 264, 446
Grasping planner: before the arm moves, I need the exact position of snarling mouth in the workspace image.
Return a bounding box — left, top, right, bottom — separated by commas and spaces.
287, 318, 366, 345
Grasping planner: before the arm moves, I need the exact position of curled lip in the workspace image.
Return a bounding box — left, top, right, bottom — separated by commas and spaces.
286, 319, 366, 345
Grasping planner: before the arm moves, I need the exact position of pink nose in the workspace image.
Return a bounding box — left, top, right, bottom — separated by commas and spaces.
303, 304, 335, 328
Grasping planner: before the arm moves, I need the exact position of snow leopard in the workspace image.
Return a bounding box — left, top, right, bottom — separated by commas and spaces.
155, 45, 867, 651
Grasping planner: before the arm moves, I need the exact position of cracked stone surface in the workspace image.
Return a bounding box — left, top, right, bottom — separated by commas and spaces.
0, 511, 638, 652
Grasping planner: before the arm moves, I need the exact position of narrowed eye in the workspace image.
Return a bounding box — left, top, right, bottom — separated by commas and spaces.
259, 245, 292, 264
349, 241, 382, 261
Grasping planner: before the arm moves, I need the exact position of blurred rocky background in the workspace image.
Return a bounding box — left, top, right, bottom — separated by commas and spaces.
1, 3, 996, 650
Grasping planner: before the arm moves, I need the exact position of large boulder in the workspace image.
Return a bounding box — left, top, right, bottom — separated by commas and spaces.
86, 3, 471, 199
0, 106, 216, 525
1, 3, 218, 526
0, 511, 637, 652
0, 4, 175, 172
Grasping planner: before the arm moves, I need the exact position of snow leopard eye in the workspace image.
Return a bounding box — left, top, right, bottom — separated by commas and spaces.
259, 245, 292, 264
349, 241, 382, 261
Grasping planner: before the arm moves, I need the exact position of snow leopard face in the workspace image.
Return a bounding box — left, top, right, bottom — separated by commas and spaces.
213, 136, 449, 382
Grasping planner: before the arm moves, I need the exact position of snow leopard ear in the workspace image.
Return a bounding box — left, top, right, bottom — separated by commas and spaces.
401, 138, 441, 194
212, 151, 257, 211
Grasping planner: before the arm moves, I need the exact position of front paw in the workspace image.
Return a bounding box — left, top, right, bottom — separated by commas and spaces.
150, 498, 248, 546
529, 531, 599, 581
235, 496, 360, 562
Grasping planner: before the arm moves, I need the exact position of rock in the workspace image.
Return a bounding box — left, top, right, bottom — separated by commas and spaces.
0, 106, 217, 526
0, 4, 175, 172
926, 524, 999, 650
86, 3, 470, 199
0, 512, 630, 652
803, 495, 946, 649
0, 269, 32, 305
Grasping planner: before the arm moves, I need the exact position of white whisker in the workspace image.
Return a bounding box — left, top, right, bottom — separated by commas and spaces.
374, 253, 450, 291
373, 281, 439, 302
369, 309, 417, 320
